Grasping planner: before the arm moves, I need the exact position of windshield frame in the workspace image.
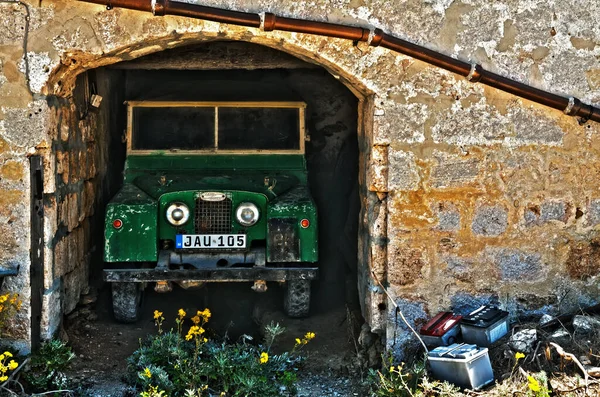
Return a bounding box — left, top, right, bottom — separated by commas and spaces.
126, 101, 306, 155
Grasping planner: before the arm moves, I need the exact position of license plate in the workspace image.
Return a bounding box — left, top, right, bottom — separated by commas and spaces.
176, 234, 246, 249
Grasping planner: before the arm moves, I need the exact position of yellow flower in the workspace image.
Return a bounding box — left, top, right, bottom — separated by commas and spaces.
528, 375, 540, 392
389, 366, 395, 373
191, 315, 201, 325
0, 295, 7, 303
198, 308, 212, 321
202, 338, 208, 343
178, 308, 186, 318
0, 375, 7, 382
515, 352, 525, 360
153, 310, 163, 320
304, 332, 315, 340
143, 368, 152, 378
295, 338, 302, 345
259, 352, 268, 364
0, 355, 4, 361
3, 352, 12, 358
7, 361, 17, 371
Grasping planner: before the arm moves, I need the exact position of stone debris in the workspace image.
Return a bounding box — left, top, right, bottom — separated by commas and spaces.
572, 315, 600, 335
508, 328, 537, 353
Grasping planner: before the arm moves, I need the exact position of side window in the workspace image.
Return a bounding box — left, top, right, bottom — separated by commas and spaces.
218, 107, 300, 150
132, 107, 215, 150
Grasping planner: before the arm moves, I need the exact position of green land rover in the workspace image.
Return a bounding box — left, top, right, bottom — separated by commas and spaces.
103, 101, 318, 321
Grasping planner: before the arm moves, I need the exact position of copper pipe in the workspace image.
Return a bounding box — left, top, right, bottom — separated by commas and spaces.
79, 0, 600, 123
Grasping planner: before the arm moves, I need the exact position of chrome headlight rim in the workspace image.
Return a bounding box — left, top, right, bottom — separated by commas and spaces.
166, 202, 190, 226
236, 202, 260, 227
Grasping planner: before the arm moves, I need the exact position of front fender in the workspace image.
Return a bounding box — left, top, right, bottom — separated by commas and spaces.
104, 184, 158, 262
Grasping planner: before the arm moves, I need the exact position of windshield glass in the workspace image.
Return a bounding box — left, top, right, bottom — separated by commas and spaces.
130, 103, 303, 152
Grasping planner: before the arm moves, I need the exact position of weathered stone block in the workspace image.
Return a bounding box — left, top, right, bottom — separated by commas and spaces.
540, 201, 568, 223
512, 107, 563, 146
56, 150, 69, 185
42, 151, 56, 194
385, 298, 428, 362
86, 144, 97, 179
388, 247, 424, 286
472, 205, 508, 236
2, 100, 49, 148
444, 256, 473, 282
82, 180, 95, 218
63, 265, 84, 314
490, 248, 544, 281
53, 237, 69, 277
513, 293, 558, 320
566, 238, 600, 279
387, 149, 419, 191
430, 153, 480, 189
588, 199, 600, 226
434, 202, 460, 231
450, 293, 500, 315
40, 279, 61, 340
0, 160, 25, 181
368, 144, 388, 192
69, 151, 80, 184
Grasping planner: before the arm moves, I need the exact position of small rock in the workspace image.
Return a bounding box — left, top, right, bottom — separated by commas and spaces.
80, 290, 98, 305
509, 329, 537, 353
539, 314, 554, 326
87, 312, 99, 321
550, 329, 571, 340
573, 315, 600, 335
579, 356, 592, 366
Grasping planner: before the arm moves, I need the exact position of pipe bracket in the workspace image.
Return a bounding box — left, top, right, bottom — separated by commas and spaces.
466, 63, 483, 82
368, 28, 384, 47
262, 12, 276, 31
563, 97, 576, 115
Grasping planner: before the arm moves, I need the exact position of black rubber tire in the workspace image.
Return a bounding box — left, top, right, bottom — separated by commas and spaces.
111, 282, 143, 323
284, 279, 311, 318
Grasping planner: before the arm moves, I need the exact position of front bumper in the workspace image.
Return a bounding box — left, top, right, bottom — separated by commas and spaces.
103, 267, 318, 283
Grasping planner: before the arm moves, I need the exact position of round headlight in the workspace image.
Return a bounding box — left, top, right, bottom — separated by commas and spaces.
236, 202, 260, 227
166, 202, 190, 226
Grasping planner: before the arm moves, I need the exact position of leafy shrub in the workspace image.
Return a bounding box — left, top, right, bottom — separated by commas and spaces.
23, 339, 75, 392
127, 308, 314, 396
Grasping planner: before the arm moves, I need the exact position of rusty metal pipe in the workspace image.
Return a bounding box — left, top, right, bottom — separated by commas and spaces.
79, 0, 600, 123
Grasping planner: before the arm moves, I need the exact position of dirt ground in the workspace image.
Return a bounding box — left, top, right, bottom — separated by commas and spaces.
63, 282, 370, 397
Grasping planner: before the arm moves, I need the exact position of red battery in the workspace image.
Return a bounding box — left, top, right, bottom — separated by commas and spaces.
420, 312, 463, 347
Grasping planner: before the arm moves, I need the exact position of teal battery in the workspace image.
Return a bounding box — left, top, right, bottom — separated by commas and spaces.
427, 343, 494, 390
460, 306, 509, 347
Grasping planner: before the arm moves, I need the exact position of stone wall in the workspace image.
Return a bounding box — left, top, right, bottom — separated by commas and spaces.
0, 0, 599, 356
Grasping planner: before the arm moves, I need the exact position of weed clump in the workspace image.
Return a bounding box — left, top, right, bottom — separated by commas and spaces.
127, 308, 315, 396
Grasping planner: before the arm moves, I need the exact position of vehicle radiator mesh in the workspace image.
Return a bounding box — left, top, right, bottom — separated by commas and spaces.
195, 197, 232, 234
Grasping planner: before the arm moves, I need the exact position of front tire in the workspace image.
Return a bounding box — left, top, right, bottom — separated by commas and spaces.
284, 280, 311, 318
111, 282, 143, 323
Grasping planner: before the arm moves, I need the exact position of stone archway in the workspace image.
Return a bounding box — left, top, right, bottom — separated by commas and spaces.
38, 33, 388, 346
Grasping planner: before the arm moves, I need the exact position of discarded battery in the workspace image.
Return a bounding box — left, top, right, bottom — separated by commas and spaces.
419, 312, 462, 347
460, 305, 509, 347
428, 343, 494, 390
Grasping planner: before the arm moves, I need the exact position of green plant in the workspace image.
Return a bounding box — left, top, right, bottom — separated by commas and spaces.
127, 308, 314, 396
525, 372, 550, 397
23, 339, 75, 392
369, 355, 462, 397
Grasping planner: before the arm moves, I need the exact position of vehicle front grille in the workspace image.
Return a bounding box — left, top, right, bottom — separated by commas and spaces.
195, 196, 232, 234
